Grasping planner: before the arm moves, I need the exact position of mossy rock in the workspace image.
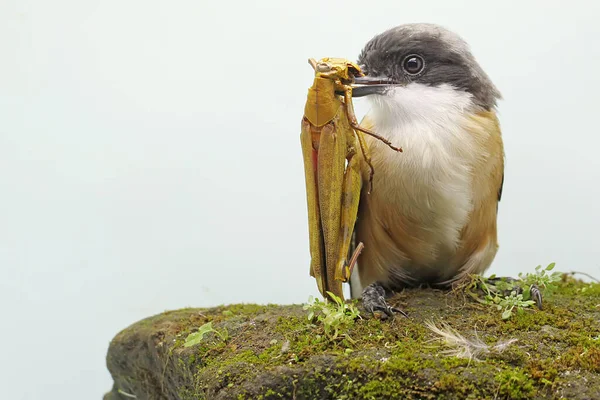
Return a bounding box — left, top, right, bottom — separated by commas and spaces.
104, 278, 600, 399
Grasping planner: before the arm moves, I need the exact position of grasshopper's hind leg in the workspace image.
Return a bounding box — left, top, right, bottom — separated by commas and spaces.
335, 150, 362, 283
317, 122, 347, 300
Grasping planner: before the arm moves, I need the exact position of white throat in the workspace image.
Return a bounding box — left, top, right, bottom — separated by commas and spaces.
369, 83, 477, 129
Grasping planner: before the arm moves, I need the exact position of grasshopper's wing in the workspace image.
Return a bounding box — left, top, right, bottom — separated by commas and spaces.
316, 120, 346, 300
300, 117, 347, 300
300, 119, 327, 297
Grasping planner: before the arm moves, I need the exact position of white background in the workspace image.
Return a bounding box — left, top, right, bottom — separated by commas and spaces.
2, 0, 599, 398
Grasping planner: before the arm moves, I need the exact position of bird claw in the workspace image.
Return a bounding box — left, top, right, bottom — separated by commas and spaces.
530, 284, 543, 310
388, 305, 409, 318
368, 296, 407, 319
362, 283, 408, 319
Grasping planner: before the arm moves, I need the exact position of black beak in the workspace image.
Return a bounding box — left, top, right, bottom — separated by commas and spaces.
351, 76, 401, 98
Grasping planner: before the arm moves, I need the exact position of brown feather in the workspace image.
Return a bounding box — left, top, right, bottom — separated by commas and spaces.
354, 110, 504, 288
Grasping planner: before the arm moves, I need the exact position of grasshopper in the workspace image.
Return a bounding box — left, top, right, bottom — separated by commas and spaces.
300, 57, 402, 301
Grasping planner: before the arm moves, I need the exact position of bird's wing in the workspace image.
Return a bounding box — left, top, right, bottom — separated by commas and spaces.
452, 110, 505, 277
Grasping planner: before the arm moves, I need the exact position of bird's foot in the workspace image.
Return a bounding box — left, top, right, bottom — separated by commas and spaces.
361, 282, 408, 319
481, 276, 543, 310
530, 284, 543, 309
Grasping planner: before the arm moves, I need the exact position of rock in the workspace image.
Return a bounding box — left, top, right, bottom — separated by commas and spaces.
104, 279, 600, 399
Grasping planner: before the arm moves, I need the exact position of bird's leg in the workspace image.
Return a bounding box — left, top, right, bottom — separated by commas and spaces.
480, 276, 543, 310
361, 282, 408, 319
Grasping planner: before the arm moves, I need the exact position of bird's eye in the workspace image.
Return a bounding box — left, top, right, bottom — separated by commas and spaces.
402, 55, 425, 75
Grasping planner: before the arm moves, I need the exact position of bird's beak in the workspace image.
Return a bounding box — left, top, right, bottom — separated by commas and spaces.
351, 76, 401, 98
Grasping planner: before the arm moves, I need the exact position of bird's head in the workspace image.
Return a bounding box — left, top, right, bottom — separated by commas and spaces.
352, 23, 501, 126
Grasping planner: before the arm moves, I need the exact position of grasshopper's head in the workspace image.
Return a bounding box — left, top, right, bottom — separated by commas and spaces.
308, 57, 363, 84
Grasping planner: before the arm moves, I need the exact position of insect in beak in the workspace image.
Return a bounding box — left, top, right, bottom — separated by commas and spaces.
301, 58, 403, 301
351, 76, 401, 97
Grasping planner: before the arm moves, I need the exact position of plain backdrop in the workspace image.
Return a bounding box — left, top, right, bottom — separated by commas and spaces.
2, 0, 600, 398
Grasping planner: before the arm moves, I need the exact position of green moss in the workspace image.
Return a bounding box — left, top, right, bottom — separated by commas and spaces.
438, 356, 471, 369
495, 368, 536, 399
561, 343, 600, 372
434, 373, 482, 398
386, 345, 435, 372
528, 358, 559, 384
502, 308, 558, 331
218, 303, 277, 315
356, 377, 414, 399
261, 388, 285, 399
274, 315, 308, 335
558, 278, 600, 298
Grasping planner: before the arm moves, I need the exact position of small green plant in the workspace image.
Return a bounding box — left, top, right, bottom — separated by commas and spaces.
303, 291, 361, 340
496, 290, 536, 320
471, 263, 561, 320
183, 322, 228, 347
518, 262, 562, 295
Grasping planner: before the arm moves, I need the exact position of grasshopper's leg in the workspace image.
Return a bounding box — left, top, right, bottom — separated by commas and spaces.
355, 131, 375, 194
334, 149, 362, 283
343, 89, 403, 152
300, 119, 326, 297
317, 121, 347, 300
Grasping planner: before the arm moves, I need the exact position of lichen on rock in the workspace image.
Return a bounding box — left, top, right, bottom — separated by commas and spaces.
104, 278, 600, 400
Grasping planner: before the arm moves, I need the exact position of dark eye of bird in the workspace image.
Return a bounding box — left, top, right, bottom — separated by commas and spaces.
402, 55, 425, 75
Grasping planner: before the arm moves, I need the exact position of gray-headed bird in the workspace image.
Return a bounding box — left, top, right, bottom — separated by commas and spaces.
348, 23, 512, 315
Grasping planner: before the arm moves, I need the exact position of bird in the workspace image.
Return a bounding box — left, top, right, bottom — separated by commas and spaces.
347, 23, 507, 316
